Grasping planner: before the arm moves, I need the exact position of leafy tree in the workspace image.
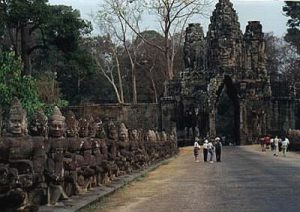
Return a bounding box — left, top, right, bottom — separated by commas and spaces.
0, 51, 42, 114
30, 38, 113, 105
0, 51, 68, 117
57, 47, 98, 104
35, 72, 68, 115
264, 33, 300, 97
0, 0, 92, 75
134, 30, 167, 103
45, 5, 92, 53
283, 1, 300, 53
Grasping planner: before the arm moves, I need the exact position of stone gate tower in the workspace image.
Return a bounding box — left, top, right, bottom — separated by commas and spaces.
163, 0, 273, 145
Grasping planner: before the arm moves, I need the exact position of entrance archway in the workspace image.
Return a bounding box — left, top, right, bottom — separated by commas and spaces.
209, 75, 240, 145
218, 76, 240, 145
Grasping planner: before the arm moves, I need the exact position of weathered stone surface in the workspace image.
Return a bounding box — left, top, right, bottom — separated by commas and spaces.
163, 0, 299, 144
0, 99, 178, 211
184, 23, 206, 72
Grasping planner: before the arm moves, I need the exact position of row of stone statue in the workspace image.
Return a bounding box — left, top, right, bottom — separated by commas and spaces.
0, 98, 178, 210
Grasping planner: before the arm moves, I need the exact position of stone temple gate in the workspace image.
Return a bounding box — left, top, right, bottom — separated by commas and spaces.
162, 0, 300, 145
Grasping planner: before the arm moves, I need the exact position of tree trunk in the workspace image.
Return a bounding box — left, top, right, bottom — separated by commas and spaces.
21, 25, 31, 75
151, 77, 158, 104
132, 66, 137, 104
77, 78, 81, 94
164, 25, 173, 80
149, 66, 158, 103
115, 55, 124, 103
166, 50, 174, 80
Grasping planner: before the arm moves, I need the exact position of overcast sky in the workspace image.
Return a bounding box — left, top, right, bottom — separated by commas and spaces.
48, 0, 289, 37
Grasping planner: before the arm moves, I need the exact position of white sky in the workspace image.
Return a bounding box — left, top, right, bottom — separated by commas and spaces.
48, 0, 290, 37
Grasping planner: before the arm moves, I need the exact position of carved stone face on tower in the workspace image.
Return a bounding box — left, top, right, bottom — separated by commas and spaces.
48, 106, 66, 138
7, 98, 27, 135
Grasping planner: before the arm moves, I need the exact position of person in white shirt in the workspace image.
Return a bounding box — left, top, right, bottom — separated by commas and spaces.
281, 137, 290, 157
273, 136, 279, 156
203, 138, 208, 162
207, 140, 214, 163
193, 137, 201, 162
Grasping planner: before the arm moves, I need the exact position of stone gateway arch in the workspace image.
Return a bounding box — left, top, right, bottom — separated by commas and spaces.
162, 0, 286, 145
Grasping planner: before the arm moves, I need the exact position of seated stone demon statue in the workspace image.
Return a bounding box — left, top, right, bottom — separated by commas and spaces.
45, 106, 68, 206
28, 110, 48, 206
0, 98, 36, 210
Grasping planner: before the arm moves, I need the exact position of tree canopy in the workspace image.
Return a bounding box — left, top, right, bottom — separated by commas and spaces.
0, 0, 92, 75
0, 51, 42, 114
283, 1, 300, 53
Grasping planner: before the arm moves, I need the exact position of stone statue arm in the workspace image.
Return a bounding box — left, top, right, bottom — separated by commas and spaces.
44, 159, 64, 183
0, 140, 9, 163
44, 169, 63, 183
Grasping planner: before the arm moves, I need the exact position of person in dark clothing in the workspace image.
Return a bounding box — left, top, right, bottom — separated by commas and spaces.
203, 138, 208, 162
215, 137, 222, 162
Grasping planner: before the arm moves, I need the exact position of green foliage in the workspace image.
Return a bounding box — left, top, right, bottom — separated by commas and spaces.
0, 51, 43, 114
283, 1, 300, 53
1, 0, 92, 75
35, 71, 68, 116
45, 5, 92, 53
42, 99, 69, 117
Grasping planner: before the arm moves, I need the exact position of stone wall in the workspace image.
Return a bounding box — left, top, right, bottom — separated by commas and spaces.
268, 99, 299, 136
68, 103, 160, 130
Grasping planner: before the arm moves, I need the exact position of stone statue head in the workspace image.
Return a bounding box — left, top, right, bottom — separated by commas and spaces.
86, 115, 95, 136
7, 98, 27, 136
161, 131, 167, 142
87, 116, 99, 138
95, 118, 106, 139
146, 130, 156, 143
48, 106, 66, 138
118, 123, 128, 142
78, 118, 89, 138
29, 110, 48, 137
91, 139, 101, 155
155, 131, 161, 141
129, 129, 139, 141
107, 120, 118, 140
65, 111, 78, 137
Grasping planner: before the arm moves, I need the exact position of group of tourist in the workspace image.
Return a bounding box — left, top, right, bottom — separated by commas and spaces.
0, 98, 178, 211
260, 135, 290, 157
193, 136, 222, 163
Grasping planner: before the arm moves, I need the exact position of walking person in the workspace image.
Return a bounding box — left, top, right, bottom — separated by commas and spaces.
215, 137, 222, 162
273, 136, 279, 157
281, 136, 290, 157
207, 139, 214, 163
203, 138, 208, 162
270, 137, 275, 151
193, 137, 201, 162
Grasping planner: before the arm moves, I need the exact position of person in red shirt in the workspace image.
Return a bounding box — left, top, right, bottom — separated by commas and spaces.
264, 136, 271, 150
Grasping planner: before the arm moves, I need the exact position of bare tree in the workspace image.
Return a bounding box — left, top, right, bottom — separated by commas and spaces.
95, 0, 143, 104
86, 36, 124, 103
109, 0, 211, 80
134, 30, 167, 103
265, 33, 300, 82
